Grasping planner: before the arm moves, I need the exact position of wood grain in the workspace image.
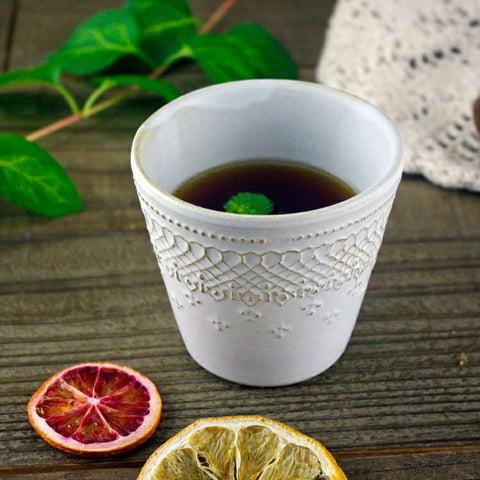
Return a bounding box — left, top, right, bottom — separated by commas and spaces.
0, 0, 479, 478
0, 0, 15, 72
2, 450, 480, 480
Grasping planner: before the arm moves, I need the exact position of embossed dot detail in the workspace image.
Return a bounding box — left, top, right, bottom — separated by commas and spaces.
139, 191, 397, 245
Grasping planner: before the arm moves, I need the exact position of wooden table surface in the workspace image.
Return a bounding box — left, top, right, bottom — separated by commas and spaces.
1, 1, 479, 478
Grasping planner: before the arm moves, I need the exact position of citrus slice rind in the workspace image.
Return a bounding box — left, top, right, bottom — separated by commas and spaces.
27, 362, 162, 457
137, 415, 347, 480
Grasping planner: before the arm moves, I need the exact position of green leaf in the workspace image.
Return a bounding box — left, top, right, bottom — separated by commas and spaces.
50, 8, 153, 75
0, 134, 83, 217
0, 62, 60, 89
0, 61, 80, 113
127, 0, 197, 66
91, 74, 181, 101
190, 23, 297, 83
224, 192, 274, 215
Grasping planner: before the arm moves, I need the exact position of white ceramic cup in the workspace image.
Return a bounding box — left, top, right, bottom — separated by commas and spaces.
131, 80, 403, 387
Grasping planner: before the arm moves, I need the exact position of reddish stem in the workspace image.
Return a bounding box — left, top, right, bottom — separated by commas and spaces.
26, 112, 84, 142
200, 0, 240, 33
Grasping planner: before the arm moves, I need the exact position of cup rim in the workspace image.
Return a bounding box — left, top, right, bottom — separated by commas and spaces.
131, 79, 403, 228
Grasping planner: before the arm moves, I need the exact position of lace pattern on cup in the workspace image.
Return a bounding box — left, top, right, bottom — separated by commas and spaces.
137, 192, 395, 316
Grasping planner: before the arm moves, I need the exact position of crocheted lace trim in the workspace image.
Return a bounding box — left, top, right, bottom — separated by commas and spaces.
316, 0, 480, 192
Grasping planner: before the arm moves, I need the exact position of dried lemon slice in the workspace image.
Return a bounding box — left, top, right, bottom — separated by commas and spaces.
137, 416, 346, 480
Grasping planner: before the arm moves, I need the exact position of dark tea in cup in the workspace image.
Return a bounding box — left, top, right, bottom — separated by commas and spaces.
173, 159, 356, 214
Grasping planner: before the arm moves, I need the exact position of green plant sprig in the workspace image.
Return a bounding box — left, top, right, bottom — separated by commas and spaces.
0, 0, 296, 217
224, 192, 274, 215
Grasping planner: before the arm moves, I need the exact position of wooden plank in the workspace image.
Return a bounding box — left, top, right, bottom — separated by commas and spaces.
0, 134, 476, 243
2, 230, 479, 293
385, 178, 480, 242
2, 360, 480, 467
1, 327, 479, 466
338, 450, 480, 480
191, 0, 337, 79
0, 466, 142, 480
1, 281, 479, 468
9, 0, 334, 72
1, 449, 480, 479
8, 0, 124, 69
1, 0, 479, 477
0, 0, 15, 72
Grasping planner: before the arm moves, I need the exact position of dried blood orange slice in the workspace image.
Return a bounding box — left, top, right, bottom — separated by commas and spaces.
27, 362, 162, 457
137, 415, 346, 480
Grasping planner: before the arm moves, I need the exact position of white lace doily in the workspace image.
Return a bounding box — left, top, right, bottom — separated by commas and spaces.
316, 0, 480, 192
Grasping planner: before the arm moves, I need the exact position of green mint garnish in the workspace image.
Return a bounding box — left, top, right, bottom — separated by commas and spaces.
224, 192, 274, 215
